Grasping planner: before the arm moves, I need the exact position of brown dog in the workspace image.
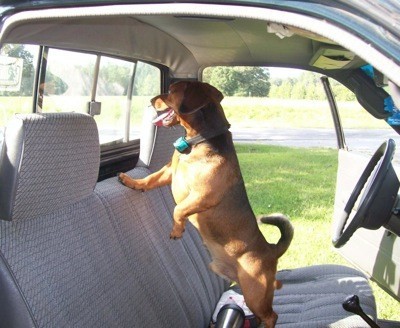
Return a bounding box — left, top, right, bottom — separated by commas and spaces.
118, 81, 294, 327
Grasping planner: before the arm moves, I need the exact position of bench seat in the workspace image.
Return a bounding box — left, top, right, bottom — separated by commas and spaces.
0, 112, 377, 327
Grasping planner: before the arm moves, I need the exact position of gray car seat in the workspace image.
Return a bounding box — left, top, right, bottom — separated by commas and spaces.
0, 110, 378, 327
0, 112, 227, 327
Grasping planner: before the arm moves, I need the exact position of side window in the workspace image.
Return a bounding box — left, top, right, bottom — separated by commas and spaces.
95, 59, 161, 145
0, 44, 39, 130
0, 44, 161, 146
40, 49, 161, 146
40, 48, 96, 113
130, 61, 161, 140
95, 56, 135, 145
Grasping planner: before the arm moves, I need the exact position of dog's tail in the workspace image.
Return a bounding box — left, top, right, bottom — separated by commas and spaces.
258, 213, 294, 258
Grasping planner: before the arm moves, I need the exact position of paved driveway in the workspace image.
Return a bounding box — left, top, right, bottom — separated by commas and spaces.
231, 127, 400, 153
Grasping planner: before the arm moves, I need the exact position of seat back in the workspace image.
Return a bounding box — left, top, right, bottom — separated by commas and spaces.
0, 113, 139, 327
136, 105, 184, 172
0, 113, 99, 221
95, 167, 228, 327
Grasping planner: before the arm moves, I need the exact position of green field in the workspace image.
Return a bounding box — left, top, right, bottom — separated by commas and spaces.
0, 95, 149, 128
235, 143, 399, 321
0, 95, 390, 130
222, 97, 389, 129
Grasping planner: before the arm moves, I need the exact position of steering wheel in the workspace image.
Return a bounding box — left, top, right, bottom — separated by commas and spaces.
333, 139, 399, 248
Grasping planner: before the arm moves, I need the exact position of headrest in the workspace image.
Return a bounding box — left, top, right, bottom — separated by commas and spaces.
137, 106, 184, 172
0, 113, 100, 221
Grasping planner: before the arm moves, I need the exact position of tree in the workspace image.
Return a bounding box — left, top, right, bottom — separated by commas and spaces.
44, 71, 68, 95
234, 67, 270, 97
204, 66, 238, 96
203, 66, 271, 97
98, 62, 131, 96
133, 61, 160, 96
269, 71, 356, 101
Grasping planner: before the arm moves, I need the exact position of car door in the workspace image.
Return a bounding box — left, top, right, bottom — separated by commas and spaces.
327, 72, 400, 301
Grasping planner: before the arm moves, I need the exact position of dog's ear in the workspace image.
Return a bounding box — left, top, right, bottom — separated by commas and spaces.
179, 82, 223, 114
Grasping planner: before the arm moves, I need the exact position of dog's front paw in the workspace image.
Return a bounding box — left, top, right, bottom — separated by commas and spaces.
118, 172, 130, 185
117, 172, 125, 183
118, 172, 141, 190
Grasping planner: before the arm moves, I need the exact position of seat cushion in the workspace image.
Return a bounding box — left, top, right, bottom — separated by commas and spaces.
274, 264, 377, 327
95, 167, 228, 327
0, 194, 155, 327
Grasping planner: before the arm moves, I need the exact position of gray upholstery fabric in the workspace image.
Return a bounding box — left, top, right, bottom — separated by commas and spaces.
0, 195, 160, 327
274, 265, 377, 327
0, 111, 226, 327
136, 106, 157, 168
0, 113, 154, 327
0, 113, 99, 221
95, 167, 228, 328
148, 124, 184, 173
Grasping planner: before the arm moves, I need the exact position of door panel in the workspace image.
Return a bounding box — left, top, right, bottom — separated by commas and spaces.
333, 149, 400, 300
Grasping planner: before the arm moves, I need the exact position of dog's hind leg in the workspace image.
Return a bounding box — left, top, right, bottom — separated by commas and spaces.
237, 260, 279, 328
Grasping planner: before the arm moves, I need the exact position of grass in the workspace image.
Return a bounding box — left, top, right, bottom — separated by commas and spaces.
0, 95, 150, 127
235, 143, 400, 321
0, 96, 390, 130
222, 97, 389, 129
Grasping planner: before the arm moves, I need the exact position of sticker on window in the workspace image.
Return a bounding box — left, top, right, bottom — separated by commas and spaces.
0, 56, 23, 92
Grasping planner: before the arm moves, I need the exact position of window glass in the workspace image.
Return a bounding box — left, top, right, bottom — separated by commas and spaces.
0, 45, 161, 147
41, 50, 161, 145
130, 61, 161, 140
203, 66, 399, 151
0, 44, 39, 129
95, 56, 135, 145
40, 48, 96, 113
94, 59, 161, 145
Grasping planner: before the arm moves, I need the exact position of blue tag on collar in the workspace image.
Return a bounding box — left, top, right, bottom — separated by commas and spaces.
173, 136, 190, 153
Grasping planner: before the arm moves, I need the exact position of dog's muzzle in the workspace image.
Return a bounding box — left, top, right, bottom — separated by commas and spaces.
152, 108, 176, 127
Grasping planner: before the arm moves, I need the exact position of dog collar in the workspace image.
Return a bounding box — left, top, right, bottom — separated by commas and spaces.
174, 125, 231, 153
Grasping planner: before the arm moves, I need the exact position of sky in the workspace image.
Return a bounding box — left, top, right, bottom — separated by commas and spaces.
268, 67, 303, 79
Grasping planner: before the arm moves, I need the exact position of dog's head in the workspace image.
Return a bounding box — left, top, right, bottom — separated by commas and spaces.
151, 81, 228, 129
